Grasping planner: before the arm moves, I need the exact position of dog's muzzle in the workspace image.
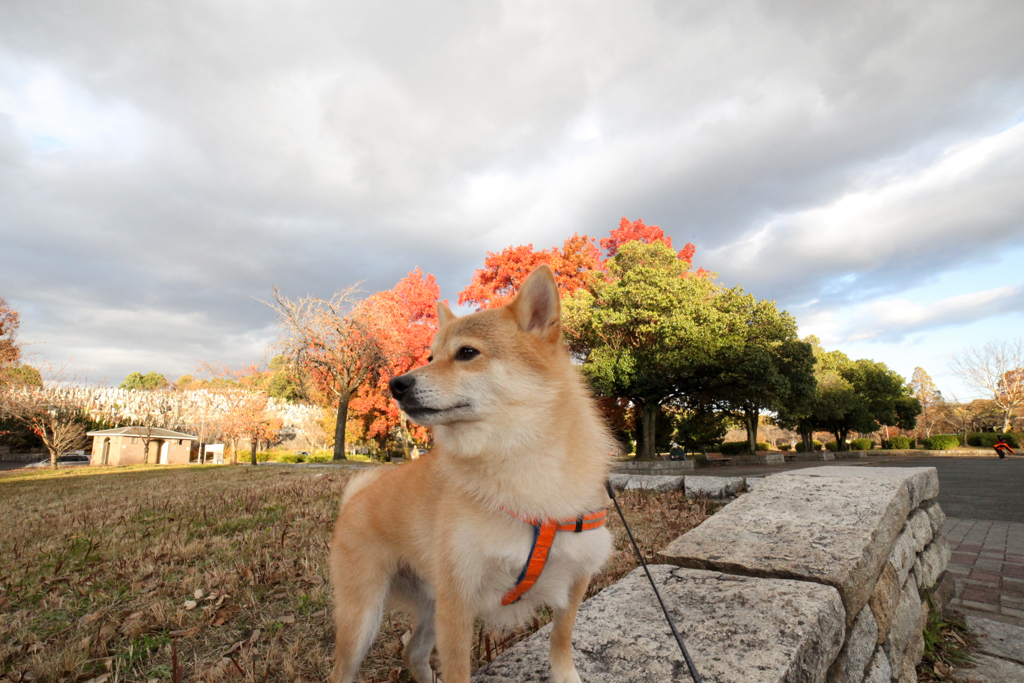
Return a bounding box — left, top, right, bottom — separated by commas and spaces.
389, 374, 415, 401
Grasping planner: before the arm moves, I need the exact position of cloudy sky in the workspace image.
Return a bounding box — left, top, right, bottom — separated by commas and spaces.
2, 1, 1023, 399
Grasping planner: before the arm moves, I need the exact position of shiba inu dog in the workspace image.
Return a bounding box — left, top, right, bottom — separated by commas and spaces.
328, 265, 616, 683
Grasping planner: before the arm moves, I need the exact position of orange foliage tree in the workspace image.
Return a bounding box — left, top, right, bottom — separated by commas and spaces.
458, 218, 705, 311
1, 297, 22, 381
348, 268, 440, 455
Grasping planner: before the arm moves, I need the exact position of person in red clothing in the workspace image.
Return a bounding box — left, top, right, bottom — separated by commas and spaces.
993, 436, 1015, 459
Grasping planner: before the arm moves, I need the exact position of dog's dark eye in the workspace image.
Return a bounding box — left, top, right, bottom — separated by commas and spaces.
455, 346, 480, 361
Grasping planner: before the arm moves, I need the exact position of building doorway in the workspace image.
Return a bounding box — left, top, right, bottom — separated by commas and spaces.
101, 438, 110, 465
159, 441, 169, 464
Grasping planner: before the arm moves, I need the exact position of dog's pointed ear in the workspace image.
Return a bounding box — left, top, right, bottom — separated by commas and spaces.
509, 265, 562, 343
437, 301, 456, 327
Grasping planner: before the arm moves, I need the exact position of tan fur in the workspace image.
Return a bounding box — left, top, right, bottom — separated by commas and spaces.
328, 265, 616, 683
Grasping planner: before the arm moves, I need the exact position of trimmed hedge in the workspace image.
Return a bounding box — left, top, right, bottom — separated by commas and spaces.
849, 438, 874, 451
795, 440, 823, 452
883, 436, 914, 450
967, 432, 1020, 448
779, 443, 792, 451
924, 434, 961, 451
824, 441, 838, 452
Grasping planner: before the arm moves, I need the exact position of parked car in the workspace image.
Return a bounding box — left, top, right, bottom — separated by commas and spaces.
26, 454, 92, 468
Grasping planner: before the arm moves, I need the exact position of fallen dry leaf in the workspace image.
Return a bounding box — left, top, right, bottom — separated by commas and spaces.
193, 588, 204, 600
169, 628, 198, 638
184, 600, 197, 610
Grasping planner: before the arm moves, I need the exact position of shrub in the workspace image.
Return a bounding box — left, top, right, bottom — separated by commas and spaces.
306, 452, 334, 462
883, 436, 914, 450
924, 434, 960, 451
795, 440, 823, 452
756, 441, 771, 451
719, 441, 748, 455
849, 438, 874, 451
967, 432, 1020, 448
824, 441, 838, 452
779, 443, 792, 451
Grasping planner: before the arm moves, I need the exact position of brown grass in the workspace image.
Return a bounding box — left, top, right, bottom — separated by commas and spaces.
0, 464, 714, 683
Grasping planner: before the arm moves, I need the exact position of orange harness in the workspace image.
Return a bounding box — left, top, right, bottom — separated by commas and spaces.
500, 507, 607, 606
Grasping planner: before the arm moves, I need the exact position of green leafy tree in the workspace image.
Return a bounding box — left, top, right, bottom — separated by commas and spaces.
563, 241, 730, 460
119, 371, 168, 391
699, 290, 816, 454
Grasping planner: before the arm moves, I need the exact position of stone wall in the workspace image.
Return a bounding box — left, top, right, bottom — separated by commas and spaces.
474, 467, 951, 683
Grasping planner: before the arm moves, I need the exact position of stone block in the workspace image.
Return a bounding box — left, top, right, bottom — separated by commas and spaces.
473, 566, 845, 683
907, 508, 933, 554
952, 653, 1024, 683
762, 452, 785, 464
929, 571, 955, 614
782, 465, 938, 509
965, 614, 1024, 664
623, 474, 685, 492
745, 477, 765, 491
869, 563, 900, 645
684, 476, 744, 499
920, 499, 945, 535
896, 626, 925, 683
915, 535, 951, 589
890, 523, 919, 587
819, 452, 836, 460
662, 467, 919, 624
827, 605, 878, 683
883, 579, 924, 672
862, 647, 891, 683
608, 474, 632, 490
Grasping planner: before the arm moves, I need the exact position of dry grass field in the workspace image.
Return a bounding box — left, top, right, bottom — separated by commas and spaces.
0, 464, 714, 683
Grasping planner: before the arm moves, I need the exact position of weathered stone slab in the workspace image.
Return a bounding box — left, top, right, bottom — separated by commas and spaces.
624, 474, 685, 492
827, 605, 877, 683
819, 452, 836, 460
868, 563, 900, 644
921, 499, 945, 535
782, 465, 938, 509
883, 579, 924, 673
889, 523, 919, 587
683, 475, 744, 498
745, 477, 765, 491
907, 508, 933, 554
966, 614, 1024, 664
608, 474, 632, 490
473, 566, 845, 683
915, 535, 951, 589
762, 452, 785, 464
953, 653, 1024, 683
662, 468, 921, 623
862, 647, 891, 683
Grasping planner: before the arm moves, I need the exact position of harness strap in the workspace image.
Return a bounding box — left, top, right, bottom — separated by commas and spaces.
500, 508, 607, 606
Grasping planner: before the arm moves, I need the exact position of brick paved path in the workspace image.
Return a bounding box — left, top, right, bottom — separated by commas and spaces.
944, 517, 1024, 622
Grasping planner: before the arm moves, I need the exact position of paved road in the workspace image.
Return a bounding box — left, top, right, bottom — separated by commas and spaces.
696, 454, 1024, 523
871, 457, 1024, 523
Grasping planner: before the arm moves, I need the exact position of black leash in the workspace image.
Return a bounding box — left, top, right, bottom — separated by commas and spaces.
605, 480, 703, 683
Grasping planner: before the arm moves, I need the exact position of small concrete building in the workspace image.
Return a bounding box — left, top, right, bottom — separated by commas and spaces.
87, 427, 197, 466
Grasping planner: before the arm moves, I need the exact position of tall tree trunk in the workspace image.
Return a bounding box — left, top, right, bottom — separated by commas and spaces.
49, 448, 57, 471
250, 434, 258, 466
800, 421, 813, 452
632, 404, 644, 457
837, 427, 849, 451
638, 401, 658, 461
333, 391, 350, 461
1003, 409, 1012, 434
743, 407, 760, 454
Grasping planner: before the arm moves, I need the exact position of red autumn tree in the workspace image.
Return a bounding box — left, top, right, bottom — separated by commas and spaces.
459, 219, 706, 311
348, 268, 440, 454
600, 217, 704, 274
458, 233, 602, 310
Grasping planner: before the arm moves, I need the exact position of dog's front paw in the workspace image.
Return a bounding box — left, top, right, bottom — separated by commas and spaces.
550, 667, 582, 683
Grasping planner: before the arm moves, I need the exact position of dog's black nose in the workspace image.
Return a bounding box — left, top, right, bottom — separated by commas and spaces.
389, 374, 416, 400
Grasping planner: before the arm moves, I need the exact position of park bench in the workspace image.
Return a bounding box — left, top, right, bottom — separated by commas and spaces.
704, 450, 731, 465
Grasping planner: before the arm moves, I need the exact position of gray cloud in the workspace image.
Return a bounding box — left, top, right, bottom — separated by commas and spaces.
2, 0, 1024, 383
